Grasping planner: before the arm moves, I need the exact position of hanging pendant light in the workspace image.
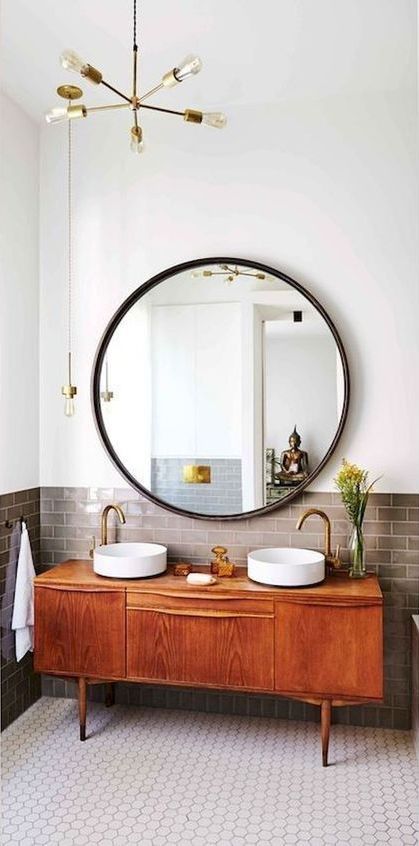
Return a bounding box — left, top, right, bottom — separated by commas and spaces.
61, 91, 78, 417
100, 360, 114, 403
45, 1, 227, 153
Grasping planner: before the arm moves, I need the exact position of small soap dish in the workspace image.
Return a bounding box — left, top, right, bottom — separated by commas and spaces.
186, 573, 217, 586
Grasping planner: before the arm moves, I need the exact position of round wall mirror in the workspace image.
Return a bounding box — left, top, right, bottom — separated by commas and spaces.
92, 258, 349, 520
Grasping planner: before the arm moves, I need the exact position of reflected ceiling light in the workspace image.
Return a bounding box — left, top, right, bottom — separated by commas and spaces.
192, 264, 266, 285
45, 0, 227, 153
100, 360, 114, 403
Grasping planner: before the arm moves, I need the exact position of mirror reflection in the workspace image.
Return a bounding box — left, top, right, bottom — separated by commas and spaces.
97, 262, 346, 516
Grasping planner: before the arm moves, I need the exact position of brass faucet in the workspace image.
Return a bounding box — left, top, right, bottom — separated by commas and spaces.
101, 504, 126, 546
295, 508, 341, 573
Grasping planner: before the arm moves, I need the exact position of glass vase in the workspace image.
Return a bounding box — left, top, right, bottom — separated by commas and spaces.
348, 523, 366, 578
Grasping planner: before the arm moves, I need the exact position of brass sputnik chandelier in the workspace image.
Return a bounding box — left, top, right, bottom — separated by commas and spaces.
45, 0, 227, 152
192, 265, 266, 285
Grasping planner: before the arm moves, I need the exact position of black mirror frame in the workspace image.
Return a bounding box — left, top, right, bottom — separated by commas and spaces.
91, 257, 350, 521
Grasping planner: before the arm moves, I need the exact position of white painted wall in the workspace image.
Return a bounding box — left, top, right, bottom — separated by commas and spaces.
151, 303, 242, 458
28, 0, 417, 494
0, 93, 39, 494
39, 89, 418, 492
264, 327, 338, 471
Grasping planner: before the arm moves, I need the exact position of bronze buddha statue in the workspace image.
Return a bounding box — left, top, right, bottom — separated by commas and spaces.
276, 426, 309, 484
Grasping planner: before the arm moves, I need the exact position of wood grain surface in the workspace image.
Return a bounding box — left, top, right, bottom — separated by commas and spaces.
34, 586, 125, 679
275, 601, 383, 699
127, 608, 274, 690
34, 561, 383, 605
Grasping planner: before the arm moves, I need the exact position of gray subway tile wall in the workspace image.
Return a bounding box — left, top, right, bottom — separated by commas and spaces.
0, 489, 41, 729
151, 458, 243, 514
40, 486, 419, 731
412, 616, 419, 759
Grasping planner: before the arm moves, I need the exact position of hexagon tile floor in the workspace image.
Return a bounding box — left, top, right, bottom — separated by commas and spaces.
2, 697, 418, 846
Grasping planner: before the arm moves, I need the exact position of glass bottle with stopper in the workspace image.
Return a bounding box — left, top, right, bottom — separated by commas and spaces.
210, 546, 236, 577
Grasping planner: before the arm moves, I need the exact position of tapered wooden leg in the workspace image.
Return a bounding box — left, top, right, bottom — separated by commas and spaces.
105, 683, 115, 708
78, 677, 87, 741
321, 699, 331, 766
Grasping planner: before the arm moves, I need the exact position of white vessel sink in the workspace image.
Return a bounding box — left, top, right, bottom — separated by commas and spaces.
94, 542, 167, 579
248, 547, 325, 587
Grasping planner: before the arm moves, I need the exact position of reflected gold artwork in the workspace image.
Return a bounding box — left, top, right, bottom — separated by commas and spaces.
182, 465, 211, 484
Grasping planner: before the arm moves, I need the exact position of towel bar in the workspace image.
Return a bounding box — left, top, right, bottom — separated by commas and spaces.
4, 515, 25, 529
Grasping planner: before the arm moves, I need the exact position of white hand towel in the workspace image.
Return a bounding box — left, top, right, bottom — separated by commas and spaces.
11, 521, 36, 661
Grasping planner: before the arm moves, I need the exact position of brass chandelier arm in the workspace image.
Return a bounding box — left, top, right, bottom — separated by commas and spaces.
84, 101, 195, 121
100, 79, 132, 104
138, 82, 164, 103
139, 103, 186, 117
86, 103, 132, 114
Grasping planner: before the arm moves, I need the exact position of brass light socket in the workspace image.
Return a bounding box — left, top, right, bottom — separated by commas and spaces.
184, 109, 203, 124
131, 125, 143, 141
100, 389, 114, 402
62, 384, 77, 399
183, 465, 211, 484
162, 69, 179, 88
68, 104, 87, 120
81, 64, 103, 84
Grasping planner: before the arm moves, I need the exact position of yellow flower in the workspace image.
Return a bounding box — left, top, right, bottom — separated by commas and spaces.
335, 458, 366, 490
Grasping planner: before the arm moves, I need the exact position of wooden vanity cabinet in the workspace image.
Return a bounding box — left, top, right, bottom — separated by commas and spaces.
34, 562, 383, 765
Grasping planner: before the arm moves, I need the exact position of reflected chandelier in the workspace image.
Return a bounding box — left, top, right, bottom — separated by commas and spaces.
192, 264, 266, 285
45, 0, 227, 152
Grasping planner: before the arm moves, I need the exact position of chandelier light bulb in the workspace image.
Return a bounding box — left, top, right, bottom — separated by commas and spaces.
64, 397, 76, 417
174, 55, 202, 82
60, 49, 87, 75
202, 112, 227, 129
62, 381, 77, 417
45, 105, 87, 125
45, 107, 69, 124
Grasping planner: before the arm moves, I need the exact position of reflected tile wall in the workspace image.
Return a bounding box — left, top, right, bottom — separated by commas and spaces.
151, 458, 242, 514
40, 486, 419, 730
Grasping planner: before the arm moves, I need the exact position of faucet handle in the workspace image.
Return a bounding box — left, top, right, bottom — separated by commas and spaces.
327, 544, 342, 571
89, 535, 96, 559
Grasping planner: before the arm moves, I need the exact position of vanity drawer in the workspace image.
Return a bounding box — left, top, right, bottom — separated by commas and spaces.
127, 599, 274, 690
127, 592, 274, 618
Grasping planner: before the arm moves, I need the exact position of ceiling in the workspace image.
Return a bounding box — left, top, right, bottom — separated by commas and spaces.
0, 0, 415, 123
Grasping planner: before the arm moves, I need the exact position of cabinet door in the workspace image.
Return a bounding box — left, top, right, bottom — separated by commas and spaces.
34, 586, 126, 679
275, 602, 383, 699
127, 593, 274, 691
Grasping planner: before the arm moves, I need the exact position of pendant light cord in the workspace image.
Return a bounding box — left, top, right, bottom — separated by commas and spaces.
67, 112, 73, 379
133, 0, 137, 51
